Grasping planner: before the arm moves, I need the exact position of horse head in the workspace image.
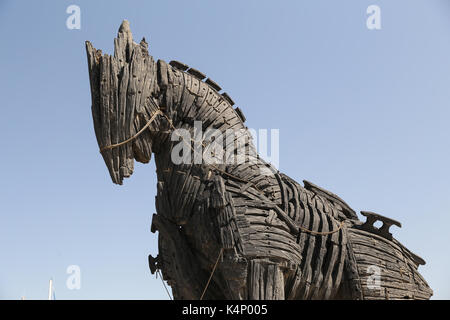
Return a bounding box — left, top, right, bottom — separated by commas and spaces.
86, 20, 166, 184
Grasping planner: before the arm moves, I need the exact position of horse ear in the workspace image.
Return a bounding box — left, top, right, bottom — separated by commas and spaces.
115, 20, 134, 63
115, 20, 150, 60
117, 19, 133, 42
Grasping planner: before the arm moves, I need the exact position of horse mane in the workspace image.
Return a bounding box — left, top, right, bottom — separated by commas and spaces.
161, 59, 247, 127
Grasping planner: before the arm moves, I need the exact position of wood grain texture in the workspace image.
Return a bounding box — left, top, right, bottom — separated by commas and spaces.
86, 20, 433, 300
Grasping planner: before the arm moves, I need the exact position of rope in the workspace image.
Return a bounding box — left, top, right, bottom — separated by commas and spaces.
99, 109, 163, 153
200, 247, 224, 300
298, 220, 345, 236
156, 269, 173, 300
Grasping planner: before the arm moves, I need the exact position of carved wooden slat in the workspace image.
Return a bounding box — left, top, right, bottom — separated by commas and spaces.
205, 78, 222, 91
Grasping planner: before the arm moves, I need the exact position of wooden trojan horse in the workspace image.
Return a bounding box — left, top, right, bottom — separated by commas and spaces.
86, 21, 433, 300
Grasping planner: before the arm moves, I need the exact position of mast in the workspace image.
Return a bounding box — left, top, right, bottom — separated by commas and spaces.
48, 279, 54, 300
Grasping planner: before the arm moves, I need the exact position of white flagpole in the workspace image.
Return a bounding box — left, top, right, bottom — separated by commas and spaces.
48, 279, 53, 300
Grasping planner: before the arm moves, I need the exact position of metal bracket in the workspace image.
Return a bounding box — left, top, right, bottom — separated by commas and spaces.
148, 254, 160, 274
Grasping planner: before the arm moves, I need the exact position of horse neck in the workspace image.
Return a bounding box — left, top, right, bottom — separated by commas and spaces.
155, 61, 260, 170
158, 61, 244, 131
153, 61, 283, 214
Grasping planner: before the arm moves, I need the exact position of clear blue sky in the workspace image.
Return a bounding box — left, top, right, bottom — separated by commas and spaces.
1, 0, 449, 299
